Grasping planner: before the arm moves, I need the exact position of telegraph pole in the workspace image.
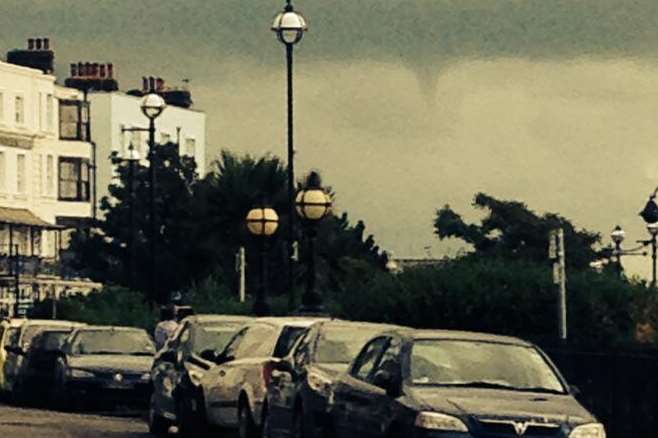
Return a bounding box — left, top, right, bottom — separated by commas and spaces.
549, 229, 567, 342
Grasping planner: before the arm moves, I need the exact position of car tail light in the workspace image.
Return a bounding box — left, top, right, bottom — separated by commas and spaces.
262, 361, 275, 387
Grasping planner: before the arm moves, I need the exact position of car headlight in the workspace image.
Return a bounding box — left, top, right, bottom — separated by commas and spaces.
570, 423, 606, 438
414, 412, 469, 432
307, 371, 332, 396
189, 369, 204, 386
141, 372, 151, 381
69, 368, 95, 379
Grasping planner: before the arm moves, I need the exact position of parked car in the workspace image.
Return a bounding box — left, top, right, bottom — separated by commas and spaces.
148, 314, 253, 436
194, 317, 325, 438
52, 326, 156, 410
328, 328, 606, 438
14, 327, 77, 403
3, 319, 84, 397
263, 320, 400, 438
0, 318, 25, 392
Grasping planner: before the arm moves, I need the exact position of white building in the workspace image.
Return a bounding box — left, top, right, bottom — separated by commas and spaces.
85, 81, 206, 209
0, 53, 100, 315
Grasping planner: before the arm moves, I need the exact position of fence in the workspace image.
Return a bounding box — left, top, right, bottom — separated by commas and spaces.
544, 346, 658, 438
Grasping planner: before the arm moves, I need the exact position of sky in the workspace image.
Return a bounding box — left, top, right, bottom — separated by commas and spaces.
4, 0, 658, 278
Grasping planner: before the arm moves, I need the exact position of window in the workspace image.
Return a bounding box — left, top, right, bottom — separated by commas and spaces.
59, 100, 88, 141
351, 337, 389, 382
16, 154, 26, 193
58, 157, 90, 201
185, 138, 196, 157
46, 94, 54, 132
0, 152, 5, 192
46, 155, 54, 195
15, 95, 24, 124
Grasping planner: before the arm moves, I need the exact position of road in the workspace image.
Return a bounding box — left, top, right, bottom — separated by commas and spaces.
0, 403, 153, 438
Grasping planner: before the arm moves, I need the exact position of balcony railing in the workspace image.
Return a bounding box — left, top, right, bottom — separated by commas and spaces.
0, 253, 85, 280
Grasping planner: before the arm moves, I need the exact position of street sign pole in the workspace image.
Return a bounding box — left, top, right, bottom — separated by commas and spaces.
549, 229, 568, 342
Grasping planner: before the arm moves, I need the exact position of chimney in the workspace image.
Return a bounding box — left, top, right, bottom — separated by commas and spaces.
142, 76, 149, 91
70, 63, 77, 77
99, 64, 106, 78
107, 63, 114, 79
7, 37, 55, 74
156, 77, 165, 91
148, 76, 156, 92
64, 60, 119, 93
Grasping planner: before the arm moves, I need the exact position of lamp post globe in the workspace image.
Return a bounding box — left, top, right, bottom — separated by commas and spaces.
246, 207, 280, 237
648, 222, 658, 237
610, 225, 625, 245
141, 93, 166, 120
272, 1, 308, 45
295, 188, 332, 221
246, 207, 279, 316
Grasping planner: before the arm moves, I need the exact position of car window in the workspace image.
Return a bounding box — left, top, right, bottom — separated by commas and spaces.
234, 324, 277, 359
222, 327, 248, 359
193, 324, 242, 355
293, 329, 314, 368
6, 328, 20, 347
179, 325, 192, 355
71, 330, 155, 355
315, 325, 391, 366
273, 326, 307, 358
351, 337, 389, 382
368, 337, 402, 384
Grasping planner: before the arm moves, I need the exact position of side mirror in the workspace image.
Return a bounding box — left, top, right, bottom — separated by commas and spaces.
373, 369, 401, 398
199, 349, 217, 363
214, 352, 235, 365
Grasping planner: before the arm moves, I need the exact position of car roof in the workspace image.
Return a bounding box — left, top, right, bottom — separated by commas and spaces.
256, 316, 328, 328
74, 326, 147, 332
393, 328, 532, 346
314, 319, 402, 331
184, 314, 254, 325
20, 320, 84, 329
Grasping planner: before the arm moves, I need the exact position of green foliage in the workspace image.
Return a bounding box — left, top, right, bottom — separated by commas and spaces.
435, 193, 601, 270
329, 257, 643, 347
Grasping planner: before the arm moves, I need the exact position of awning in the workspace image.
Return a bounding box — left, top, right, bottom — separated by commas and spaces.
0, 207, 63, 229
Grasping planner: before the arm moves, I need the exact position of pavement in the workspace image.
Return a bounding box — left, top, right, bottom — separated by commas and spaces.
0, 403, 152, 438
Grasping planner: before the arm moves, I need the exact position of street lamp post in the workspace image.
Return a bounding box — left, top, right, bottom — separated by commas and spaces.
140, 93, 166, 303
272, 0, 308, 309
123, 143, 141, 290
610, 225, 625, 277
246, 207, 279, 316
295, 172, 332, 314
648, 223, 658, 288
640, 191, 658, 288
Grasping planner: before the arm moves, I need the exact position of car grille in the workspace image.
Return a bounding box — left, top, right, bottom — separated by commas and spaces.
476, 419, 562, 437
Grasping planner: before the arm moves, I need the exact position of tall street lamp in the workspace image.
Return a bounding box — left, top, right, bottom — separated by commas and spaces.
141, 93, 167, 303
610, 225, 626, 277
640, 191, 658, 288
246, 206, 279, 316
296, 172, 332, 314
123, 143, 141, 290
272, 0, 308, 309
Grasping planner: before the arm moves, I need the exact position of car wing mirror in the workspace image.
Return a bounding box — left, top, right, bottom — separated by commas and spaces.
214, 352, 234, 365
274, 359, 297, 378
199, 349, 217, 363
373, 369, 401, 398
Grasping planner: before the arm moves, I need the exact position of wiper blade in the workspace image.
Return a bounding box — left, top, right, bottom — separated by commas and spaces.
514, 386, 565, 395
442, 381, 564, 394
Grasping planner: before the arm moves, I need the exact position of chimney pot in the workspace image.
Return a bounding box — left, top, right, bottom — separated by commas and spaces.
43, 38, 50, 50
78, 62, 84, 77
142, 77, 148, 91
85, 62, 91, 77
108, 63, 114, 79
156, 77, 165, 91
70, 63, 77, 77
99, 64, 106, 78
92, 62, 99, 77
149, 76, 156, 92
35, 38, 42, 50
28, 38, 35, 50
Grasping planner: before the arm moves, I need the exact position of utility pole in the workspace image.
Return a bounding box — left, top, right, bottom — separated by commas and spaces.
12, 245, 20, 318
236, 247, 246, 303
549, 229, 567, 342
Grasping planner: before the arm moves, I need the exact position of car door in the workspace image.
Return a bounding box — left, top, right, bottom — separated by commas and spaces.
152, 322, 187, 418
269, 327, 314, 434
333, 336, 389, 438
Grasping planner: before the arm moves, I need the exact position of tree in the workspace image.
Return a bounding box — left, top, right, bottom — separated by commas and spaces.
434, 193, 601, 270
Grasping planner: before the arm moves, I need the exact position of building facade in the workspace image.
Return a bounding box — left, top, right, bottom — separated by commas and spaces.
0, 56, 99, 316
87, 89, 206, 208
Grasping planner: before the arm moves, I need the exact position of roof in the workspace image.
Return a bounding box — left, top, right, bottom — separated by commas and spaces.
394, 328, 532, 346
0, 207, 63, 229
185, 314, 253, 325
257, 316, 328, 328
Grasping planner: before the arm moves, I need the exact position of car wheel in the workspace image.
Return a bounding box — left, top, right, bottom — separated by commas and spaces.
238, 399, 259, 438
148, 394, 170, 436
177, 390, 208, 438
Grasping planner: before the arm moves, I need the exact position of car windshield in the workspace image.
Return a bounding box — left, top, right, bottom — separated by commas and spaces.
193, 323, 242, 354
73, 330, 155, 355
22, 324, 75, 348
410, 340, 566, 393
315, 325, 388, 366
36, 331, 71, 351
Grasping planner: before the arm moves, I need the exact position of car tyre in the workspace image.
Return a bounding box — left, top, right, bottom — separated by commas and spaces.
52, 366, 75, 411
148, 394, 171, 436
238, 399, 259, 438
292, 406, 305, 438
261, 402, 272, 438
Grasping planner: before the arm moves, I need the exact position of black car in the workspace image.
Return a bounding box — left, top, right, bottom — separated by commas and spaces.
264, 320, 398, 438
148, 314, 252, 436
15, 328, 75, 403
329, 328, 605, 438
53, 326, 156, 410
